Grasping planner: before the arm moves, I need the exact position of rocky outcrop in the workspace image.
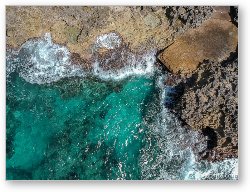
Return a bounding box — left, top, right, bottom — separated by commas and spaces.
158, 6, 238, 75
6, 6, 213, 67
170, 54, 238, 161
164, 6, 213, 36
161, 6, 238, 161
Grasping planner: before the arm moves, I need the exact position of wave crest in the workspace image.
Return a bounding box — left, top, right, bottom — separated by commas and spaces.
7, 33, 84, 84
7, 32, 156, 84
93, 50, 156, 80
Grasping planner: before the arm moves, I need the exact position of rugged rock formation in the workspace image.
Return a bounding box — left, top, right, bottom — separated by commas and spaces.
158, 6, 238, 75
6, 6, 212, 66
164, 6, 213, 36
161, 6, 238, 161
170, 54, 238, 161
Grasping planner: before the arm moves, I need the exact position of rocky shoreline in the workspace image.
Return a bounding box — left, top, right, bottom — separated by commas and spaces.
161, 6, 238, 161
6, 6, 238, 162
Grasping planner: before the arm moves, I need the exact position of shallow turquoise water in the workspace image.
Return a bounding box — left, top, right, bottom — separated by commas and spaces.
6, 34, 238, 180
6, 72, 158, 180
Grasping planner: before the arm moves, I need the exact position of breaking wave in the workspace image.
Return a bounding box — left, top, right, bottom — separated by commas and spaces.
7, 33, 156, 84
7, 33, 84, 84
140, 75, 238, 180
93, 51, 156, 80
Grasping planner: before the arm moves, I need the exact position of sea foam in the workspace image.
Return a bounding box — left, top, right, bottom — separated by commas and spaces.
7, 33, 84, 84
92, 32, 156, 80
7, 32, 156, 84
6, 32, 238, 180
93, 50, 156, 80
95, 32, 122, 50
140, 75, 238, 180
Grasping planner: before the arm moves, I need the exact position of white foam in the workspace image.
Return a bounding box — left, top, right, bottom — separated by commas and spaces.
93, 32, 157, 81
7, 33, 84, 84
7, 32, 156, 83
93, 50, 156, 80
95, 32, 122, 50
140, 74, 238, 180
6, 50, 19, 79
185, 157, 238, 180
6, 32, 238, 179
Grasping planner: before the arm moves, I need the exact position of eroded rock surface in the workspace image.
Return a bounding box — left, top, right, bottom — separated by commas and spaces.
171, 55, 238, 161
162, 6, 239, 161
159, 7, 238, 75
165, 6, 213, 35
6, 6, 213, 66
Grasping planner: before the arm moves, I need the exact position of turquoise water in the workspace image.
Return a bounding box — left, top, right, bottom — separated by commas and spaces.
7, 72, 158, 180
6, 34, 238, 180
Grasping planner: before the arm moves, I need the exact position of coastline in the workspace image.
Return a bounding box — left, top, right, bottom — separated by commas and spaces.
6, 6, 238, 179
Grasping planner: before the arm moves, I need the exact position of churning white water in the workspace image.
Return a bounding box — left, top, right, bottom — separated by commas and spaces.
140, 75, 238, 180
93, 50, 156, 80
7, 33, 84, 84
7, 33, 156, 83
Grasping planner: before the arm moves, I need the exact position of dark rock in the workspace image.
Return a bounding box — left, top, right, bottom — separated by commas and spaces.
229, 6, 238, 27
202, 126, 218, 150
164, 6, 213, 35
164, 83, 184, 109
172, 56, 238, 161
70, 52, 91, 71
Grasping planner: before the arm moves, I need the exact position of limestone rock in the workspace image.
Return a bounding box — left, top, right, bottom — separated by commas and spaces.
143, 13, 161, 28
6, 6, 213, 68
159, 9, 238, 75
172, 57, 238, 161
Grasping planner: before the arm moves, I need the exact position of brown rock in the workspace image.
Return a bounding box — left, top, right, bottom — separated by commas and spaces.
6, 6, 168, 61
143, 13, 161, 28
158, 12, 238, 75
172, 57, 238, 161
6, 6, 213, 69
211, 6, 231, 21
